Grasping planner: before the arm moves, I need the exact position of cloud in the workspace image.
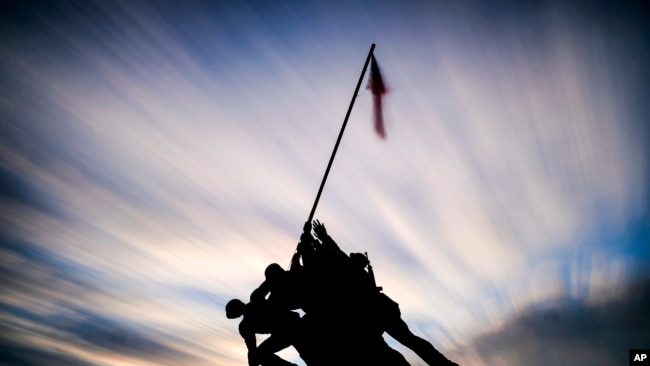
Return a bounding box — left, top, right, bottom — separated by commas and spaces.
0, 1, 648, 365
0, 239, 232, 365
0, 336, 100, 366
459, 275, 650, 366
0, 304, 192, 361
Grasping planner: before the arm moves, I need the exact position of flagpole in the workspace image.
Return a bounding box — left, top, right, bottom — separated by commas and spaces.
306, 43, 375, 225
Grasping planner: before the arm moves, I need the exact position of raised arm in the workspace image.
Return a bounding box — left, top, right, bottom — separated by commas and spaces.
239, 321, 258, 366
313, 220, 344, 254
289, 251, 302, 271
249, 280, 271, 303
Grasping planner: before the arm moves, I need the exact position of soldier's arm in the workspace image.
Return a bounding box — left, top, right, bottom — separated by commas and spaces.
239, 321, 258, 366
313, 220, 344, 254
289, 251, 302, 272
250, 281, 271, 303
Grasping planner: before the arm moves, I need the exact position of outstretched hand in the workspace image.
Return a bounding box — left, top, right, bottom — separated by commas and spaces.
312, 219, 328, 239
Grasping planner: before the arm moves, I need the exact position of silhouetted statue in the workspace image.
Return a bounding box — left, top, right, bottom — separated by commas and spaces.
226, 219, 459, 366
347, 250, 459, 365
251, 263, 303, 311
226, 298, 300, 366
300, 220, 411, 366
381, 294, 459, 365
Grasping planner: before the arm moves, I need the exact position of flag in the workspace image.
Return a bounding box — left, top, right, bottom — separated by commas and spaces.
367, 54, 387, 139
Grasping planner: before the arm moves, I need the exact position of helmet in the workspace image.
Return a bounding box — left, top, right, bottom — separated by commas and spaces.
264, 263, 285, 281
350, 252, 369, 268
225, 299, 245, 319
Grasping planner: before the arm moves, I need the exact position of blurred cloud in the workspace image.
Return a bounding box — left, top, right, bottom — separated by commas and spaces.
459, 276, 650, 366
1, 0, 648, 365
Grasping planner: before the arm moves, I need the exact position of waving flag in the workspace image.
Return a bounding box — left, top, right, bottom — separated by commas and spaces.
367, 54, 387, 139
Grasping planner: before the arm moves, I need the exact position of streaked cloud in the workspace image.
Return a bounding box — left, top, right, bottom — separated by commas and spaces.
1, 1, 648, 365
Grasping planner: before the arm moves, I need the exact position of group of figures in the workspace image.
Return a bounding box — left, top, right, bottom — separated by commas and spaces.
226, 220, 459, 366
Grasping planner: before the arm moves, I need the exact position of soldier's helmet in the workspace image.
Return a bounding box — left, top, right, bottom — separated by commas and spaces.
264, 263, 285, 282
226, 299, 246, 319
350, 252, 369, 268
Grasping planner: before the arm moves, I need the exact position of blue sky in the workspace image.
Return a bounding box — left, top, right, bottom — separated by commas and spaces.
1, 1, 649, 365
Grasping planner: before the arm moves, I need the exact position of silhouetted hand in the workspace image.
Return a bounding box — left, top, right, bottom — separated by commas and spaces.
302, 221, 311, 233
312, 219, 328, 240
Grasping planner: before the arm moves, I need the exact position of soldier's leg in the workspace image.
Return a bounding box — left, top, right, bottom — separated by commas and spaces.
258, 354, 297, 366
374, 336, 411, 366
256, 335, 297, 366
386, 317, 458, 366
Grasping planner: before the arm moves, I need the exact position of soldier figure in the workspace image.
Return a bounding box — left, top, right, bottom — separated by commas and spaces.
225, 298, 300, 366
226, 219, 459, 366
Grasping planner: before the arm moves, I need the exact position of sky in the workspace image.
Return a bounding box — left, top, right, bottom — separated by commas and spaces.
1, 1, 649, 365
